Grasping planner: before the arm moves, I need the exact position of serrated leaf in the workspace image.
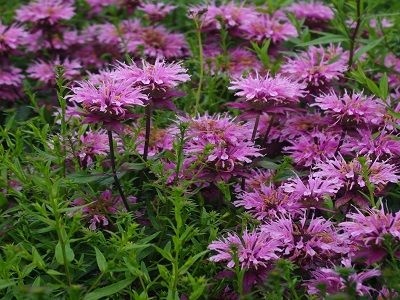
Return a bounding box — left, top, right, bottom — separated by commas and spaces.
94, 247, 108, 273
83, 277, 134, 300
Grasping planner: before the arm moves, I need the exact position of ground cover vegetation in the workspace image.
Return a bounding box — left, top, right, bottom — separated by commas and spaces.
1, 0, 400, 299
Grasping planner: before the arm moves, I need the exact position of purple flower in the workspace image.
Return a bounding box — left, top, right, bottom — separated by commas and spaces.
114, 58, 190, 111
126, 25, 190, 60
339, 205, 400, 265
281, 45, 348, 95
188, 1, 258, 34
340, 128, 400, 160
0, 63, 24, 101
15, 0, 75, 25
204, 46, 264, 77
138, 2, 177, 23
228, 72, 307, 117
69, 190, 137, 230
284, 1, 334, 30
281, 173, 342, 209
27, 57, 82, 84
67, 74, 147, 131
261, 213, 350, 269
208, 229, 280, 269
234, 183, 302, 221
314, 155, 400, 208
312, 89, 385, 127
0, 21, 28, 54
304, 261, 381, 297
176, 113, 261, 184
239, 12, 298, 44
283, 129, 341, 167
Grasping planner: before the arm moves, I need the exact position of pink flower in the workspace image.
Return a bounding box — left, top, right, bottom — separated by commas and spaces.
283, 129, 341, 167
280, 111, 338, 141
281, 173, 342, 209
15, 0, 75, 25
115, 58, 190, 92
340, 128, 400, 160
0, 21, 28, 54
312, 89, 385, 127
228, 72, 307, 116
314, 155, 400, 208
304, 261, 381, 297
126, 25, 190, 60
204, 46, 264, 77
339, 205, 400, 265
114, 58, 190, 111
234, 183, 302, 221
0, 63, 24, 101
67, 74, 147, 131
261, 213, 350, 268
208, 229, 281, 269
176, 113, 261, 184
281, 45, 347, 94
27, 57, 82, 84
240, 13, 298, 44
69, 190, 136, 230
188, 1, 258, 34
285, 1, 334, 30
138, 2, 177, 23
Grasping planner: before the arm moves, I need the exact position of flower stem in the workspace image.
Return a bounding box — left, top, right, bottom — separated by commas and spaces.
143, 104, 152, 162
251, 115, 260, 142
260, 115, 275, 148
107, 130, 130, 212
347, 0, 362, 70
193, 15, 205, 116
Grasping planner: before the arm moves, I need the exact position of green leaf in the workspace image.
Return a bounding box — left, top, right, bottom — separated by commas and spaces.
55, 242, 74, 265
296, 35, 348, 47
366, 78, 381, 97
353, 37, 383, 62
94, 247, 108, 273
379, 72, 388, 101
83, 277, 134, 300
253, 160, 279, 170
66, 172, 108, 184
0, 280, 16, 290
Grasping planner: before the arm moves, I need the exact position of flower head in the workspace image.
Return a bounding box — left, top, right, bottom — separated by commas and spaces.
228, 72, 307, 116
240, 13, 298, 44
209, 229, 281, 269
27, 57, 82, 84
138, 2, 177, 23
261, 213, 350, 268
339, 205, 400, 265
312, 89, 385, 127
175, 113, 261, 184
281, 45, 348, 95
67, 74, 147, 131
285, 1, 334, 30
0, 21, 28, 54
15, 0, 75, 26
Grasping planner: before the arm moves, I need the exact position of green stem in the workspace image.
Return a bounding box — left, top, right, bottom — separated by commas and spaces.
193, 17, 204, 116
347, 0, 362, 70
